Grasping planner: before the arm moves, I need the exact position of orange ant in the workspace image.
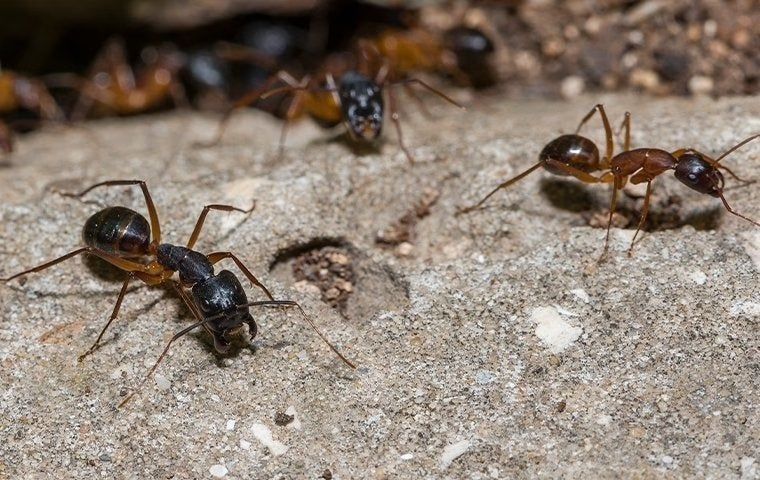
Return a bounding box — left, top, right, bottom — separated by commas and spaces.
458, 104, 615, 214
601, 113, 758, 256
0, 180, 355, 407
0, 68, 65, 154
357, 23, 497, 88
69, 39, 185, 120
203, 58, 464, 163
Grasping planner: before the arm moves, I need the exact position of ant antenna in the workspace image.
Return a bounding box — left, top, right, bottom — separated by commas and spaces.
715, 134, 759, 163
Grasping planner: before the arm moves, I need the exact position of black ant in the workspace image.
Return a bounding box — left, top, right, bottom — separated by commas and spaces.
601, 113, 758, 256
0, 180, 355, 407
202, 59, 464, 163
457, 104, 615, 214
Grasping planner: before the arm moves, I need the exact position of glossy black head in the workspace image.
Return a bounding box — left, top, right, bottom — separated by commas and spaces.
83, 206, 150, 257
191, 269, 254, 353
338, 71, 384, 141
539, 134, 601, 175
674, 152, 724, 197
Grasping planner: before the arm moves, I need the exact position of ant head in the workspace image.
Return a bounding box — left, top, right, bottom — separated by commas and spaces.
673, 150, 724, 197
338, 71, 384, 142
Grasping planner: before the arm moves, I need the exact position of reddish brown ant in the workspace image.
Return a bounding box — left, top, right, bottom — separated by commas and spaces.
1, 180, 355, 407
457, 104, 615, 214
601, 113, 758, 256
69, 39, 186, 120
203, 58, 463, 163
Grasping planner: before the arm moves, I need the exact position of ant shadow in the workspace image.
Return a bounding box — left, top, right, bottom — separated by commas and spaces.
316, 131, 382, 158
539, 178, 596, 213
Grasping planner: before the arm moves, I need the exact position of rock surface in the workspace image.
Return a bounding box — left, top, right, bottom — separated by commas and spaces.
0, 93, 758, 478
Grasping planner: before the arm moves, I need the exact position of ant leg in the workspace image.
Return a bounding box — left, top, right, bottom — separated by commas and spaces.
1, 247, 156, 283
0, 120, 13, 156
396, 78, 465, 109
616, 112, 632, 152
717, 192, 760, 227
403, 83, 432, 118
457, 162, 543, 214
118, 315, 210, 408
200, 70, 305, 148
206, 251, 274, 300
386, 84, 414, 163
241, 300, 356, 368
600, 176, 624, 261
574, 104, 613, 167
543, 159, 612, 184
1, 247, 91, 282
59, 180, 162, 244
185, 203, 256, 250
627, 181, 653, 256
277, 87, 308, 157
78, 273, 135, 362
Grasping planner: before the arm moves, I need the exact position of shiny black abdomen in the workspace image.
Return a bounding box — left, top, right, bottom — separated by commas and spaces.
83, 206, 150, 256
539, 134, 601, 176
192, 269, 251, 332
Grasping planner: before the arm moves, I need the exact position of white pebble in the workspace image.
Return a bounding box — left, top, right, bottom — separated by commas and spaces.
689, 270, 707, 285
531, 306, 582, 354
251, 423, 289, 456
400, 453, 414, 461
740, 457, 756, 479
240, 439, 251, 450
561, 75, 585, 99
209, 464, 228, 478
226, 420, 236, 431
154, 373, 171, 391
688, 75, 713, 95
662, 455, 674, 465
570, 289, 590, 303
285, 405, 302, 430
440, 440, 471, 469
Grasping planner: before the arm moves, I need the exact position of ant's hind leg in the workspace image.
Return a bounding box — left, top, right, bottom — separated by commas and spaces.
718, 193, 760, 228
457, 162, 543, 214
78, 273, 134, 362
574, 104, 613, 166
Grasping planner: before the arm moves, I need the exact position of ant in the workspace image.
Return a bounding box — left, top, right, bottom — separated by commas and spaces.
0, 68, 65, 154
356, 21, 497, 88
69, 39, 186, 120
601, 113, 759, 256
203, 59, 463, 163
457, 104, 615, 214
0, 180, 355, 407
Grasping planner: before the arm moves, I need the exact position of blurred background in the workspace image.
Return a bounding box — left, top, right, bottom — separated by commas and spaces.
0, 0, 757, 150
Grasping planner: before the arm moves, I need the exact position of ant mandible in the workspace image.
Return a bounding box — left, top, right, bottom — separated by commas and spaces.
601, 113, 759, 256
1, 180, 355, 407
457, 104, 615, 214
203, 59, 464, 163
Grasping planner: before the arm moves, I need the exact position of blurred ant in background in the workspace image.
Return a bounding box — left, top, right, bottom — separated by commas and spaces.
65, 39, 186, 120
0, 67, 65, 156
203, 56, 464, 163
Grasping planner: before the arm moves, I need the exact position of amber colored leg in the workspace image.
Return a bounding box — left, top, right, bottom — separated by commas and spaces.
574, 104, 613, 168
717, 192, 760, 228
206, 251, 274, 301
617, 112, 631, 152
600, 175, 624, 261
60, 180, 162, 245
628, 181, 653, 256
78, 273, 134, 362
199, 70, 305, 147
386, 84, 414, 164
457, 162, 543, 215
186, 203, 256, 250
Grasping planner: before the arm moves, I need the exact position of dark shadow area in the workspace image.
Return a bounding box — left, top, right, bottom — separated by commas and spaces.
540, 178, 597, 213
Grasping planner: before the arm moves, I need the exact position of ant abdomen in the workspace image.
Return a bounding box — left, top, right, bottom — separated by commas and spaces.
83, 206, 151, 257
539, 134, 600, 175
674, 153, 724, 197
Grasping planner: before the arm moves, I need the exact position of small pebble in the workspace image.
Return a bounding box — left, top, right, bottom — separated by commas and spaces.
154, 373, 171, 392
226, 420, 236, 431
439, 440, 471, 470
400, 453, 414, 461
561, 75, 585, 99
688, 75, 714, 95
209, 464, 228, 478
